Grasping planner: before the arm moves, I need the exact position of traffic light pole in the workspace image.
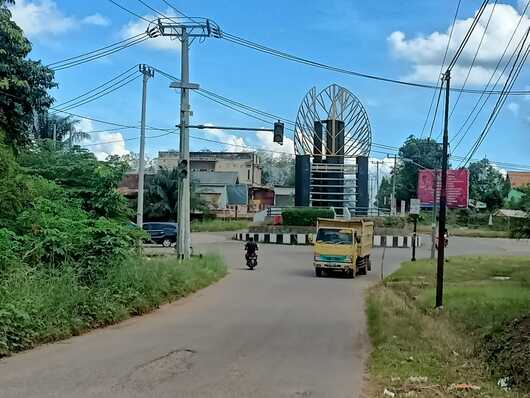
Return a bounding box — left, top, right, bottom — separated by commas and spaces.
436, 69, 450, 308
177, 28, 191, 260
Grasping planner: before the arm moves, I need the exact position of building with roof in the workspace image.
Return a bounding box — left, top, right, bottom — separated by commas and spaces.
274, 187, 295, 207
507, 171, 530, 189
157, 151, 262, 186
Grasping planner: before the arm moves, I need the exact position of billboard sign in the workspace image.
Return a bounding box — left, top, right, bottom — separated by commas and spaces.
417, 169, 469, 208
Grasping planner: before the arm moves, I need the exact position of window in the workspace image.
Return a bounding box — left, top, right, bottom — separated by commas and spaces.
247, 169, 250, 180
315, 229, 353, 245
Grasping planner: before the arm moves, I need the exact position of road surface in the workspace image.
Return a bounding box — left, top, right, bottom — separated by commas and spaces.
0, 234, 528, 398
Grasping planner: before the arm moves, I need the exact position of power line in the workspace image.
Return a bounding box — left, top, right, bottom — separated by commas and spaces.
47, 34, 146, 68
428, 82, 444, 139
55, 65, 139, 108
420, 0, 461, 138
51, 35, 150, 71
460, 27, 530, 166
451, 0, 530, 149
449, 1, 497, 121
58, 73, 141, 112
107, 0, 152, 22
446, 0, 489, 71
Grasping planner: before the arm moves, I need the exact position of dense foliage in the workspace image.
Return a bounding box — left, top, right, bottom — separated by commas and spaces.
468, 159, 510, 210
259, 152, 295, 187
282, 208, 334, 226
0, 1, 55, 149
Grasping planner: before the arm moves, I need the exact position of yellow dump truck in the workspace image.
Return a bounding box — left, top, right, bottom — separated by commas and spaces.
313, 218, 374, 278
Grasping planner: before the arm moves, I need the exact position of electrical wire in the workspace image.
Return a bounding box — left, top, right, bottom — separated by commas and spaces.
107, 0, 152, 22
58, 74, 142, 112
52, 36, 150, 71
428, 82, 444, 139
446, 0, 489, 71
451, 0, 530, 149
47, 34, 146, 68
55, 65, 139, 108
420, 0, 461, 138
460, 28, 530, 166
449, 1, 497, 121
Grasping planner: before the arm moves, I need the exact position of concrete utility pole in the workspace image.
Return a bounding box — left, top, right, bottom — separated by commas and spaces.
53, 124, 57, 149
430, 169, 438, 260
436, 70, 451, 308
391, 155, 397, 215
178, 28, 192, 260
149, 18, 222, 260
136, 64, 154, 227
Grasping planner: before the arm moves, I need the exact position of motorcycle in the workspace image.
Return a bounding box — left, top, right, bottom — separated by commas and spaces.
246, 252, 258, 270
435, 234, 449, 250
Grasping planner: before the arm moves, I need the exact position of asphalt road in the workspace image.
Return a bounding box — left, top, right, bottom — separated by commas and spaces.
0, 234, 528, 398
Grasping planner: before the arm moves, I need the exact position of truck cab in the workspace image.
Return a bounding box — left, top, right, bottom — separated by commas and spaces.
313, 218, 373, 278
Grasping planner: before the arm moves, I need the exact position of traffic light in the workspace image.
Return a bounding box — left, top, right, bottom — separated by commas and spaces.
178, 159, 188, 179
273, 120, 284, 145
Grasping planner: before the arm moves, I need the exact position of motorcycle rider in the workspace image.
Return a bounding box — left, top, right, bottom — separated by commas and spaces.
245, 237, 258, 263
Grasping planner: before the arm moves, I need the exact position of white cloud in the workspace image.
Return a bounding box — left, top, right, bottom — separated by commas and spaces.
388, 3, 530, 85
8, 1, 110, 38
9, 0, 75, 37
78, 119, 129, 160
200, 124, 295, 157
507, 101, 520, 115
120, 10, 182, 52
82, 13, 110, 27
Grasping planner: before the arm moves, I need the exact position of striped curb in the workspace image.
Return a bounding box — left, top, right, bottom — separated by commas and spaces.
234, 232, 422, 248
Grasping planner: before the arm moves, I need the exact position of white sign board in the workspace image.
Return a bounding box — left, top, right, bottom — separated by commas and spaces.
410, 198, 421, 215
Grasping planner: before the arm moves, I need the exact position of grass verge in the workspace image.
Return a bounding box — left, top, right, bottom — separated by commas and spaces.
366, 256, 530, 397
416, 224, 511, 238
191, 219, 249, 232
0, 255, 226, 357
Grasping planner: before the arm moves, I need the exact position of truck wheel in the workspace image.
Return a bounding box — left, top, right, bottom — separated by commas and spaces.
315, 268, 322, 277
162, 238, 172, 247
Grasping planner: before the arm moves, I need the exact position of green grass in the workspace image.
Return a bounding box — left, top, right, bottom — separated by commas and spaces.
416, 224, 511, 238
0, 255, 226, 357
191, 219, 249, 232
366, 256, 530, 397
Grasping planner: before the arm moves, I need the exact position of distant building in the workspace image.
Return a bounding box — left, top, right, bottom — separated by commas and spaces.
507, 171, 530, 189
157, 151, 262, 186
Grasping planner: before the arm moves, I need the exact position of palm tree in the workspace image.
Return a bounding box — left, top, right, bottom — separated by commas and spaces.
144, 168, 208, 221
35, 113, 90, 145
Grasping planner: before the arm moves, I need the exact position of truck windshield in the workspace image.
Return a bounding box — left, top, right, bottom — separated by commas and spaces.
316, 229, 352, 244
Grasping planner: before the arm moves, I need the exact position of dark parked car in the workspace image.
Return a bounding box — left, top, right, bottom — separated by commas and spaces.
142, 222, 178, 247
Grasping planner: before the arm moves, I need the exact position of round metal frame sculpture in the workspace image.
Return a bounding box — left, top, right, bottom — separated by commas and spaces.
294, 84, 371, 157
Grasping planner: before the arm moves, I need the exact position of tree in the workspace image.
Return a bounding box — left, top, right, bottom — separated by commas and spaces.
144, 168, 206, 221
259, 152, 295, 187
0, 1, 56, 149
393, 135, 444, 204
376, 176, 392, 209
18, 142, 131, 219
468, 159, 510, 210
35, 113, 90, 144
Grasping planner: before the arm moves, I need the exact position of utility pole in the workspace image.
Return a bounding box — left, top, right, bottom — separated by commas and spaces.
150, 18, 222, 260
391, 155, 397, 215
430, 168, 438, 260
436, 70, 451, 308
178, 28, 191, 260
136, 64, 154, 228
52, 124, 57, 149
376, 161, 380, 216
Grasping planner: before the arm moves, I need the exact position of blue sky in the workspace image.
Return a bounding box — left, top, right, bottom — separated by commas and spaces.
8, 0, 530, 169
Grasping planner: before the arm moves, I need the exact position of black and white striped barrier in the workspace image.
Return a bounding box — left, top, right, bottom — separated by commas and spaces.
233, 233, 422, 248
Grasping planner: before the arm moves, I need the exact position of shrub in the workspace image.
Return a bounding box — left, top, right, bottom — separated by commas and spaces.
281, 208, 334, 226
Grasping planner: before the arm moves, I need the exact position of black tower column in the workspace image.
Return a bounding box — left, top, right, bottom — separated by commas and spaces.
295, 155, 310, 207
356, 156, 369, 215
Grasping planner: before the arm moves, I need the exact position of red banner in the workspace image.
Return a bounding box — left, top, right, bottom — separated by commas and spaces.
417, 169, 469, 208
